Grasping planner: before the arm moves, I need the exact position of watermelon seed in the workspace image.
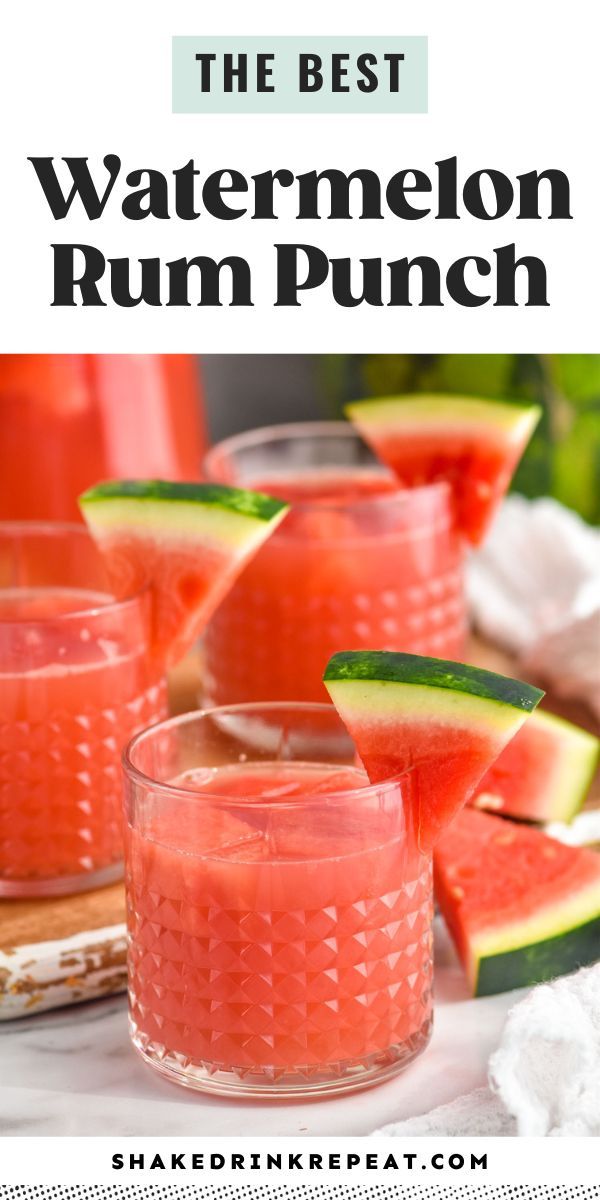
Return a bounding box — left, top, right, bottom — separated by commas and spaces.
474, 791, 503, 811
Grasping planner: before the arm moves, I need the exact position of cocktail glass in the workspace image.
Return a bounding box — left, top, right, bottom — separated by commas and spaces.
123, 703, 433, 1098
0, 522, 167, 897
203, 422, 466, 705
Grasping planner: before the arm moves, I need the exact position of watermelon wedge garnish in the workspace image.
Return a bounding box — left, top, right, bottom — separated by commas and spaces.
344, 395, 541, 545
323, 650, 543, 852
79, 480, 288, 667
435, 807, 600, 995
472, 709, 600, 825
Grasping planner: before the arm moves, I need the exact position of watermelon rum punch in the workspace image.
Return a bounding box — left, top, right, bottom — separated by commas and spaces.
123, 703, 432, 1096
203, 423, 466, 705
0, 522, 167, 896
0, 355, 207, 521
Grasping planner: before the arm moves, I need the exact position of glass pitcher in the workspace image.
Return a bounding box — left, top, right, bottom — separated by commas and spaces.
0, 354, 206, 520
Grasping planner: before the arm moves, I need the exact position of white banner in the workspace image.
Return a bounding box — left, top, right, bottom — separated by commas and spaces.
0, 0, 598, 350
0, 1137, 599, 1184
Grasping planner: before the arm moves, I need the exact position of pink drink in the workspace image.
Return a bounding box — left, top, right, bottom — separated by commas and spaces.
204, 424, 466, 705
0, 525, 166, 896
0, 355, 206, 521
124, 706, 433, 1097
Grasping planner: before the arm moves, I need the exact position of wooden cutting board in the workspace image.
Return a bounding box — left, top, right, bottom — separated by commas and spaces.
0, 883, 126, 1019
1, 640, 597, 1019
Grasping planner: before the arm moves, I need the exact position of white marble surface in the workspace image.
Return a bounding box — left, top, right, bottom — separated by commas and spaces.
0, 922, 520, 1136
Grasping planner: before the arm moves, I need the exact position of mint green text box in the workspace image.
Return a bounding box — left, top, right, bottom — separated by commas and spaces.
172, 37, 427, 114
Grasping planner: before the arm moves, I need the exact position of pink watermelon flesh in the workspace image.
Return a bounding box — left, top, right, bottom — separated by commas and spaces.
345, 398, 540, 546
79, 481, 288, 669
435, 807, 600, 994
472, 709, 599, 824
323, 651, 543, 853
92, 530, 244, 667
336, 712, 529, 853
371, 430, 516, 545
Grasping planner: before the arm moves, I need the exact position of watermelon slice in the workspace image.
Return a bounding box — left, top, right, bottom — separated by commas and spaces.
435, 807, 600, 995
323, 650, 543, 852
344, 395, 541, 545
473, 709, 599, 824
79, 479, 288, 667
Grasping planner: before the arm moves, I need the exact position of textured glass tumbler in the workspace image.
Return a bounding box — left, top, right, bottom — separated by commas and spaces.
203, 422, 466, 704
0, 522, 167, 897
123, 703, 434, 1098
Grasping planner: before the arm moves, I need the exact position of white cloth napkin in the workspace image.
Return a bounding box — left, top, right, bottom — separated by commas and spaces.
546, 810, 600, 847
467, 496, 600, 718
374, 963, 600, 1137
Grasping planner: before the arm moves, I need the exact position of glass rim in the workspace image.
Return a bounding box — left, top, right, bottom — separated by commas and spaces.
203, 420, 452, 515
0, 519, 151, 625
123, 701, 411, 808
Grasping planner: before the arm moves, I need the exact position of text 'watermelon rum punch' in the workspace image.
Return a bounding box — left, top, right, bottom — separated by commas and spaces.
123, 654, 543, 1097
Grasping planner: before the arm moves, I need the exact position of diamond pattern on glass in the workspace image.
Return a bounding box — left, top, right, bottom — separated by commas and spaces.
127, 865, 433, 1082
205, 567, 465, 705
0, 680, 166, 881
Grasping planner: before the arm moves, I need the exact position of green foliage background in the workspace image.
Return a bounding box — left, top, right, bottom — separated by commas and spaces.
319, 354, 600, 523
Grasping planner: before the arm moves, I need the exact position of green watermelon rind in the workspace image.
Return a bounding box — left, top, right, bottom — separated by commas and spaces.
345, 394, 542, 437
475, 910, 600, 997
80, 478, 289, 666
473, 708, 600, 825
324, 651, 544, 713
80, 479, 288, 524
435, 809, 600, 996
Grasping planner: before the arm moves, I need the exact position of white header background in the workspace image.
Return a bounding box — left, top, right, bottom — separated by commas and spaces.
0, 0, 598, 352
